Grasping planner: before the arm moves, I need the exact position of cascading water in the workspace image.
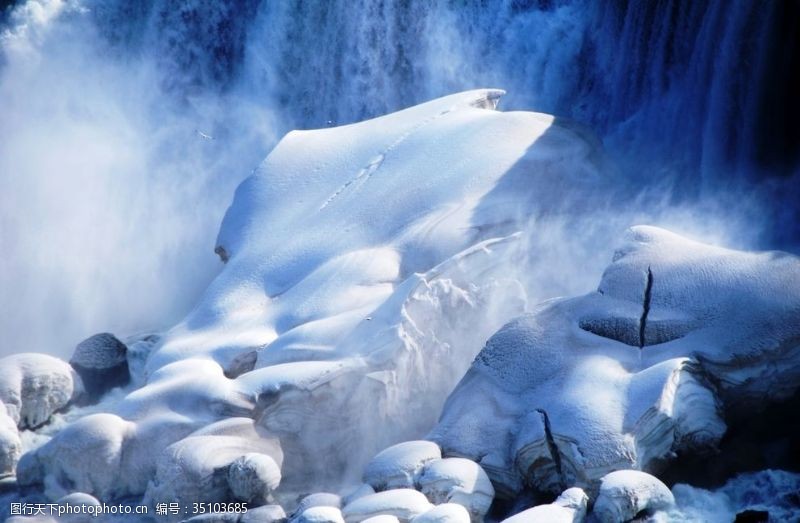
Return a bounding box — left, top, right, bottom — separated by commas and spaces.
0, 0, 797, 357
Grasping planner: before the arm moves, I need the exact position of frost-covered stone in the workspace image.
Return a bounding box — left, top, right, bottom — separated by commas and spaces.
593, 470, 674, 522
35, 413, 134, 500
342, 489, 433, 522
241, 505, 287, 523
293, 493, 342, 516
295, 506, 345, 523
0, 353, 82, 429
57, 491, 101, 507
144, 419, 282, 517
502, 487, 588, 523
0, 402, 21, 476
69, 332, 129, 398
416, 458, 494, 521
228, 452, 281, 504
361, 517, 400, 523
432, 227, 800, 495
411, 503, 471, 523
364, 441, 441, 491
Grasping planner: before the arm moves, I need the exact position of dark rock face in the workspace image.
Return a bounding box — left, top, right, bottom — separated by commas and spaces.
70, 333, 130, 399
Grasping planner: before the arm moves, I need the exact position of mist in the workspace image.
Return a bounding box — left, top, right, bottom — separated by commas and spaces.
0, 0, 278, 357
1, 0, 796, 359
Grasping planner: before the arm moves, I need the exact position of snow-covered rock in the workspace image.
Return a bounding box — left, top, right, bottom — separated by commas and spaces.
502, 487, 587, 522
0, 353, 82, 429
35, 412, 134, 499
293, 493, 343, 515
228, 452, 281, 505
69, 332, 130, 399
342, 489, 433, 522
242, 505, 288, 523
432, 226, 800, 496
144, 419, 282, 517
295, 506, 346, 523
593, 470, 674, 522
416, 458, 494, 521
411, 503, 471, 523
364, 441, 441, 491
361, 517, 400, 523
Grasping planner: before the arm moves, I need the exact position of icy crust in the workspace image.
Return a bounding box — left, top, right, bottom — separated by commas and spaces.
431, 226, 800, 497
13, 90, 605, 505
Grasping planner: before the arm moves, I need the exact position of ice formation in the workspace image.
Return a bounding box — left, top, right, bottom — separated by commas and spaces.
432, 225, 800, 497
2, 90, 799, 522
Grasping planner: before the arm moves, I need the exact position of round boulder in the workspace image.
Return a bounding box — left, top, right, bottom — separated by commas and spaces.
228, 453, 282, 505
70, 333, 130, 399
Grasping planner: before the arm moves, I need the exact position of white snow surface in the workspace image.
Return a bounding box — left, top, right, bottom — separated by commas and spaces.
501, 487, 587, 523
342, 489, 433, 522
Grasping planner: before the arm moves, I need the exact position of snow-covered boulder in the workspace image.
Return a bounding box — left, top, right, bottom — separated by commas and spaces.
593, 470, 674, 522
361, 517, 400, 523
411, 504, 471, 523
292, 493, 342, 516
342, 489, 433, 522
69, 332, 130, 399
0, 353, 83, 429
432, 226, 800, 496
364, 441, 441, 491
144, 419, 282, 517
416, 458, 494, 521
34, 413, 134, 499
228, 453, 281, 505
295, 506, 346, 523
501, 487, 588, 522
242, 505, 288, 523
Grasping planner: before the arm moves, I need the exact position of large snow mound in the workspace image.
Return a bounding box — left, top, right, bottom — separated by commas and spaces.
18, 90, 605, 503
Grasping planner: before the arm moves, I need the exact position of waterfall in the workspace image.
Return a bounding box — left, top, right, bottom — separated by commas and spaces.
0, 0, 797, 357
